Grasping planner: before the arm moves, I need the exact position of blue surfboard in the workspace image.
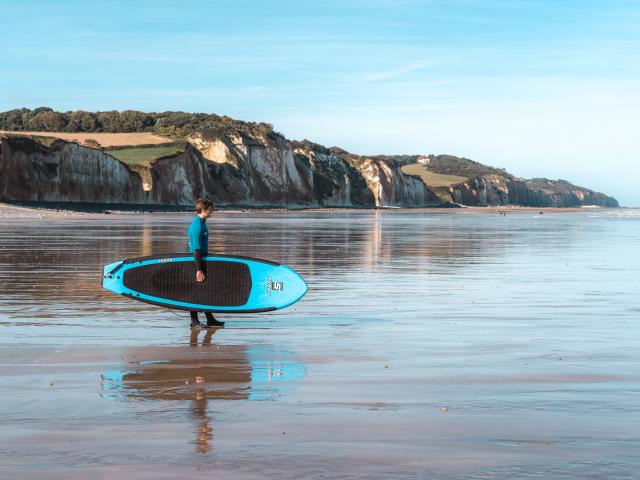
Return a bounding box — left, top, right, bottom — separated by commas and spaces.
101, 254, 307, 313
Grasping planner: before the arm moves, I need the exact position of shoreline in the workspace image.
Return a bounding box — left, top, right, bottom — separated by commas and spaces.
0, 200, 625, 219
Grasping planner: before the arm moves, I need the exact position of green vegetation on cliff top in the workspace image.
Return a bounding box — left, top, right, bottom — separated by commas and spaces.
426, 155, 510, 178
526, 178, 591, 194
401, 164, 468, 187
0, 107, 281, 142
104, 142, 188, 166
400, 163, 469, 201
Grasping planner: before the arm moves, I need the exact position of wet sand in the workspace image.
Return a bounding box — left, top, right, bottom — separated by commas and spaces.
1, 209, 639, 478
0, 201, 601, 218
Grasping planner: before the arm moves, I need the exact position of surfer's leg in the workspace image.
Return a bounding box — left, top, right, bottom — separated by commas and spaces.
190, 327, 200, 346
190, 311, 203, 328
204, 311, 225, 327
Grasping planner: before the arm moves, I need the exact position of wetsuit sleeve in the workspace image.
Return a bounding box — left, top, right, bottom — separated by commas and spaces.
194, 249, 204, 272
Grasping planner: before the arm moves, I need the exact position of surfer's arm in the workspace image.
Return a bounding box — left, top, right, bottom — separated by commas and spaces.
189, 220, 205, 281
195, 249, 206, 282
194, 248, 204, 272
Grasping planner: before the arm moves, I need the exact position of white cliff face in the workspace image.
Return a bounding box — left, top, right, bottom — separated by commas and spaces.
293, 148, 354, 206
0, 136, 146, 203
358, 159, 383, 206
446, 174, 619, 207
352, 156, 443, 207
128, 164, 153, 191
283, 147, 303, 191
57, 143, 148, 203
249, 145, 286, 197
186, 134, 239, 168
150, 148, 217, 205
187, 133, 315, 206
1, 134, 446, 208
242, 139, 310, 203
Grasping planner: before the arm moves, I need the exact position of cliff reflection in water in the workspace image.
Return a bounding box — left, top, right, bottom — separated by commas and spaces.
0, 211, 510, 321
100, 329, 305, 453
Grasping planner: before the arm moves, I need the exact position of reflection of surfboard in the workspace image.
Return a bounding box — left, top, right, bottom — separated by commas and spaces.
100, 344, 306, 402
101, 254, 307, 313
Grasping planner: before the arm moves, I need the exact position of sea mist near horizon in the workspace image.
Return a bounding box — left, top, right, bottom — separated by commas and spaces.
1, 209, 639, 479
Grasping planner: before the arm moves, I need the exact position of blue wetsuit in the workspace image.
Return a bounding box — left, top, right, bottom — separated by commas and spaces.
187, 215, 220, 324
188, 216, 208, 272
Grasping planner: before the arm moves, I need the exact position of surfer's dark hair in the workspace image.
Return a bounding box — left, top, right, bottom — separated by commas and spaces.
195, 198, 214, 213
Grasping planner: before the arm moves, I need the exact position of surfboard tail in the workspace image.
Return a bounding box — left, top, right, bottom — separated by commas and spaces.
102, 261, 125, 295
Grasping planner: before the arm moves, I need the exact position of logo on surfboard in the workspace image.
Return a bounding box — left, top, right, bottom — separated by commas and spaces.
267, 277, 284, 294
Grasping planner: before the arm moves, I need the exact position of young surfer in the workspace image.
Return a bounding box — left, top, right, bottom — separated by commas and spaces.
188, 198, 224, 328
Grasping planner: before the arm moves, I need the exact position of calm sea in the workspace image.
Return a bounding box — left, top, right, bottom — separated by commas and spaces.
1, 209, 639, 479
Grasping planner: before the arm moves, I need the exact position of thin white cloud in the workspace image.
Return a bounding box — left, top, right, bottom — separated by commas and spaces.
362, 61, 432, 83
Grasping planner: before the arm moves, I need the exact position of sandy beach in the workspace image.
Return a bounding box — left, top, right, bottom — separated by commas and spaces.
3, 337, 634, 479
1, 208, 639, 478
0, 201, 604, 219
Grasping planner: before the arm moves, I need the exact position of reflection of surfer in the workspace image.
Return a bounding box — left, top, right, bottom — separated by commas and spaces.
188, 326, 219, 453
188, 198, 224, 329
192, 389, 213, 453
189, 325, 222, 347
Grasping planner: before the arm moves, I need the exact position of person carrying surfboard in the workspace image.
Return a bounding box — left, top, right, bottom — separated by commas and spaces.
188, 198, 224, 328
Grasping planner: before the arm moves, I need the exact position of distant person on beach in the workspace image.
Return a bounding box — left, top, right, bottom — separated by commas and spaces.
188, 198, 224, 328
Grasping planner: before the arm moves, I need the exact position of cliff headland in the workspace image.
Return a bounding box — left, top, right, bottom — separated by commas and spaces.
0, 108, 618, 209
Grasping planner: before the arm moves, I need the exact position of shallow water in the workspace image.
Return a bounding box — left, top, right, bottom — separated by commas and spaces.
1, 209, 639, 479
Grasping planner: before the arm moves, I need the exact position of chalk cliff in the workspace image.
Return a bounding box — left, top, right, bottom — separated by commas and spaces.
0, 133, 445, 208
0, 108, 619, 209
293, 143, 443, 207
444, 170, 619, 208
0, 136, 147, 203
399, 154, 618, 208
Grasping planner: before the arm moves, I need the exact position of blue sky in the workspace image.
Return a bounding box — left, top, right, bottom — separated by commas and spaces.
1, 0, 639, 205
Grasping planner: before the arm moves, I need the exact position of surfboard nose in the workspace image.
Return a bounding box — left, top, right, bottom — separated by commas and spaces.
271, 264, 308, 309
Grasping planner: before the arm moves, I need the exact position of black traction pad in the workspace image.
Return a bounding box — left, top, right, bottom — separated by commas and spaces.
123, 260, 252, 307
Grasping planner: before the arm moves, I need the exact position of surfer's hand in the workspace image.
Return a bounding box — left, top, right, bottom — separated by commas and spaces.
196, 270, 205, 283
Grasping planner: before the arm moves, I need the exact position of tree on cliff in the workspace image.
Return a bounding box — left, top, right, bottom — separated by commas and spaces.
26, 110, 67, 131
65, 111, 97, 132
0, 108, 279, 141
